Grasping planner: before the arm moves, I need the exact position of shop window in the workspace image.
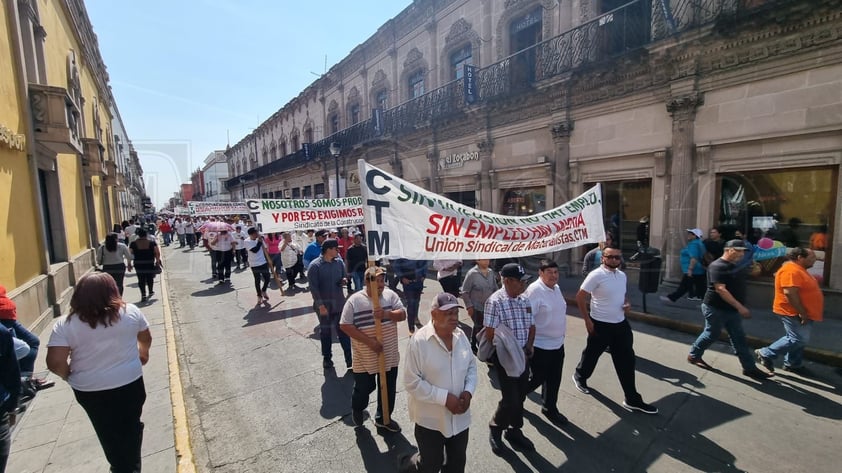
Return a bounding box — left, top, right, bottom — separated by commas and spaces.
586, 179, 652, 257
409, 70, 425, 99
717, 166, 836, 284
314, 183, 326, 198
499, 187, 546, 216
446, 191, 477, 209
450, 45, 473, 80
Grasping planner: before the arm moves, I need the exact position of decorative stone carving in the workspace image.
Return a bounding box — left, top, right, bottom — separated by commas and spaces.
666, 93, 704, 119
328, 100, 339, 113
550, 121, 573, 141
372, 70, 388, 89
405, 47, 424, 69
347, 86, 360, 102
445, 19, 474, 45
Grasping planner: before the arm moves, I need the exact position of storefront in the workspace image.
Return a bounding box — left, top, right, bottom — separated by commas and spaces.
716, 165, 837, 285
583, 179, 653, 257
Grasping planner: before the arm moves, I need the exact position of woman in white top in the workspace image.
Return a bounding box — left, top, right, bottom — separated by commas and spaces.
97, 232, 133, 295
46, 272, 151, 473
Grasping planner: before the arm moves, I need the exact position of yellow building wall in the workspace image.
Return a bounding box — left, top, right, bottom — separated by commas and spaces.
39, 0, 114, 252
0, 4, 46, 290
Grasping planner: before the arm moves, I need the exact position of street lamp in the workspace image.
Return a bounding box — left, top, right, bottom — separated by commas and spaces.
329, 142, 341, 198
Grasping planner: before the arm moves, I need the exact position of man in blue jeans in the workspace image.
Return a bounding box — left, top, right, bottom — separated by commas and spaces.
308, 239, 352, 369
687, 240, 772, 380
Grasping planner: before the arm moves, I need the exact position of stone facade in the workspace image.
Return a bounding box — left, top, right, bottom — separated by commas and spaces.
225, 0, 842, 314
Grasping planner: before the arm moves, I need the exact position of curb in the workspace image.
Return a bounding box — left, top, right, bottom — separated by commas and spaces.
161, 270, 198, 473
563, 297, 842, 368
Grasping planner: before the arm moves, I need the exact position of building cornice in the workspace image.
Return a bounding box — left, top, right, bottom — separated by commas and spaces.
61, 0, 110, 101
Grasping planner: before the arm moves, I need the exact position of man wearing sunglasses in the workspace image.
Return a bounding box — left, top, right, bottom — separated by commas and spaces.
572, 246, 658, 415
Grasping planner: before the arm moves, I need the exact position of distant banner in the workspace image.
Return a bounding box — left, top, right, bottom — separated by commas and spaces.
246, 197, 364, 232
188, 201, 249, 216
175, 206, 190, 216
357, 160, 605, 259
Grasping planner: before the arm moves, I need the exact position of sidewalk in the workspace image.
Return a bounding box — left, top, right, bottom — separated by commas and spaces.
557, 274, 842, 368
6, 269, 178, 473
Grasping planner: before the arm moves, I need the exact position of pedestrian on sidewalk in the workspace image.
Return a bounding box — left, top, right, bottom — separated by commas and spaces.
309, 239, 353, 369
485, 263, 536, 454
345, 232, 368, 293
755, 247, 823, 375
242, 228, 271, 302
233, 225, 248, 269
158, 219, 172, 246
460, 259, 499, 353
129, 228, 162, 303
303, 230, 328, 270
0, 327, 22, 473
687, 240, 772, 380
97, 232, 133, 295
46, 272, 152, 473
661, 228, 707, 303
572, 246, 659, 414
340, 266, 405, 432
400, 292, 475, 472
524, 259, 568, 425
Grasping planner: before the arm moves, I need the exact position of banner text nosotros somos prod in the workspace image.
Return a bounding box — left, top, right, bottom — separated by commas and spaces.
247, 198, 364, 232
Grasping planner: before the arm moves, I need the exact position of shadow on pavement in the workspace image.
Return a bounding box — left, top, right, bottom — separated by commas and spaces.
636, 356, 706, 389
190, 284, 235, 297
241, 303, 308, 328
319, 368, 354, 420
354, 426, 414, 472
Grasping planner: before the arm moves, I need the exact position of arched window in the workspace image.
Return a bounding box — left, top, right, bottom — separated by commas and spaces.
329, 114, 340, 135
374, 89, 389, 110
350, 103, 361, 125
408, 70, 425, 99
450, 44, 473, 80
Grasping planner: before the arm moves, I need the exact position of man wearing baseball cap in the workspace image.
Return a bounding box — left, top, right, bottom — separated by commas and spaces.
688, 239, 772, 380
485, 263, 535, 454
309, 239, 352, 370
340, 266, 406, 432
303, 229, 329, 270
401, 293, 476, 472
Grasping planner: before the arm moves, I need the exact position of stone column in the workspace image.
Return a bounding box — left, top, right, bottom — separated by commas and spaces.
550, 120, 573, 206
427, 147, 440, 193
477, 139, 494, 212
664, 93, 704, 281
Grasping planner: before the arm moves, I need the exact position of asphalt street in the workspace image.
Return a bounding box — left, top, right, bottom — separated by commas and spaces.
163, 245, 842, 473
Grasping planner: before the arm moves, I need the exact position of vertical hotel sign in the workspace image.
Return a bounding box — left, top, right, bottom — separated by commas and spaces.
0, 124, 26, 151
463, 65, 477, 105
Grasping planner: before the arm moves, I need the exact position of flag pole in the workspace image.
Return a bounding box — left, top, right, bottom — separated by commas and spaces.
367, 259, 390, 425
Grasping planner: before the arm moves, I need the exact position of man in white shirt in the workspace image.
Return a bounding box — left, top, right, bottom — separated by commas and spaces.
401, 292, 476, 473
210, 230, 236, 283
433, 259, 463, 297
233, 225, 248, 269
242, 228, 271, 301
572, 246, 658, 415
174, 219, 186, 247
523, 259, 568, 425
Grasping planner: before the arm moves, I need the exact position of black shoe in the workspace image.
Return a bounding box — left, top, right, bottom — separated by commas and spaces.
30, 378, 55, 391
572, 374, 590, 394
744, 368, 773, 380
323, 358, 334, 369
542, 408, 568, 425
352, 409, 368, 427
374, 418, 401, 433
149, 290, 155, 297
623, 398, 658, 414
489, 427, 504, 455
755, 349, 775, 372
687, 355, 713, 369
504, 429, 535, 451
140, 295, 147, 303
782, 364, 812, 376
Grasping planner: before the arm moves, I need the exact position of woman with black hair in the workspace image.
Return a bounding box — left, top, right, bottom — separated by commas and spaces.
97, 233, 133, 295
129, 228, 161, 303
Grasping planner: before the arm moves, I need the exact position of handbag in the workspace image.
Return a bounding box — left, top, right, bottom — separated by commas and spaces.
154, 261, 163, 274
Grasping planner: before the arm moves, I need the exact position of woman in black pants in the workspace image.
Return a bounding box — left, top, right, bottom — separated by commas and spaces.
97, 233, 133, 295
46, 272, 152, 473
130, 228, 162, 303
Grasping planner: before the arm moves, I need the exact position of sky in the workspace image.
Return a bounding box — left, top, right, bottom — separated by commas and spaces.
86, 0, 413, 209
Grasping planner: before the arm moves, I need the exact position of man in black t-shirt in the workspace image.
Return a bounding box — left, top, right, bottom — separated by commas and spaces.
345, 233, 368, 293
687, 240, 772, 380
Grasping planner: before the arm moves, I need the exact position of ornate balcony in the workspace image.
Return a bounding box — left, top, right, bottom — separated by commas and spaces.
81, 138, 105, 178
29, 83, 83, 155
103, 160, 118, 186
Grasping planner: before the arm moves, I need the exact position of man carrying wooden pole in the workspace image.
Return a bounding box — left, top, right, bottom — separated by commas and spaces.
340, 265, 406, 431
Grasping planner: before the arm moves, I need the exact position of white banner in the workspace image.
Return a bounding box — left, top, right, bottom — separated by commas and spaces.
188, 201, 250, 216
358, 160, 605, 259
246, 197, 364, 232
175, 206, 190, 216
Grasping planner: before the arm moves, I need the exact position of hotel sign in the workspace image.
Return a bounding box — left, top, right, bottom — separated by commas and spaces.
438, 151, 480, 170
0, 124, 25, 151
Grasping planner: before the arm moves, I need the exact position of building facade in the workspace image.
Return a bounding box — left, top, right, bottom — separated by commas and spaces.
225, 0, 841, 314
201, 150, 231, 202
1, 0, 145, 332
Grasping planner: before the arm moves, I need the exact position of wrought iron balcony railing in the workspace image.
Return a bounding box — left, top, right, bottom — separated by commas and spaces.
227, 0, 786, 192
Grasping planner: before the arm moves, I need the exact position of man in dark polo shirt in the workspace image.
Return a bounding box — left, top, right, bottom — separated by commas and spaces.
308, 238, 352, 369
687, 240, 772, 380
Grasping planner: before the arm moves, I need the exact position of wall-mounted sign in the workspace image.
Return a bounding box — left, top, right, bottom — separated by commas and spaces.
0, 124, 26, 151
438, 151, 480, 170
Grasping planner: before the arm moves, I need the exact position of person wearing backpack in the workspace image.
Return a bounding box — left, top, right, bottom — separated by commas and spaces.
702, 227, 726, 268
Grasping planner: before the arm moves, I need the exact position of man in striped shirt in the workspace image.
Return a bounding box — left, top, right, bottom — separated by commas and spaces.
340, 266, 406, 432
